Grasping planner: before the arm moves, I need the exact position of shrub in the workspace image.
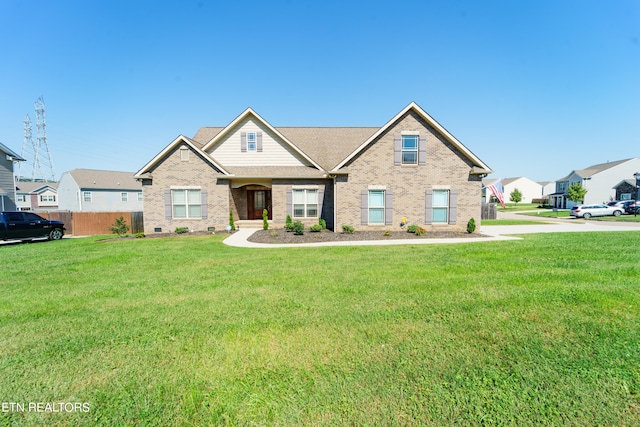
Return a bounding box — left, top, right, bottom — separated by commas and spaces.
174, 227, 188, 234
269, 230, 278, 237
407, 224, 419, 233
319, 218, 327, 229
108, 216, 130, 237
383, 230, 391, 237
310, 224, 322, 232
263, 209, 269, 230
229, 210, 236, 231
285, 214, 294, 231
341, 225, 355, 234
292, 221, 304, 235
135, 232, 145, 238
415, 227, 426, 236
467, 218, 477, 234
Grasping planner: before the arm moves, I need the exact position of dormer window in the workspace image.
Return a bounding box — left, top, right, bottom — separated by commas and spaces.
247, 132, 257, 151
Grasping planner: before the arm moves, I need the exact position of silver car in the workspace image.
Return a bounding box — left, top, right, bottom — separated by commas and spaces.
570, 204, 623, 219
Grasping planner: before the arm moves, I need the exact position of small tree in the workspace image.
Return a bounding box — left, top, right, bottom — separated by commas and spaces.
510, 188, 523, 207
229, 210, 236, 231
262, 209, 269, 230
109, 216, 130, 237
567, 182, 588, 205
285, 214, 293, 231
467, 218, 476, 234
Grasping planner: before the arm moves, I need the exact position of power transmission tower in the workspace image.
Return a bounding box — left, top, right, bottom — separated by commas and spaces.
33, 96, 56, 181
18, 96, 57, 182
18, 114, 36, 181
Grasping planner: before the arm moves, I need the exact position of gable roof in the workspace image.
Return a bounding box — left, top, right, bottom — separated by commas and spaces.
0, 142, 26, 161
66, 169, 142, 191
333, 102, 492, 174
558, 158, 636, 181
200, 108, 325, 171
135, 135, 229, 178
15, 181, 58, 194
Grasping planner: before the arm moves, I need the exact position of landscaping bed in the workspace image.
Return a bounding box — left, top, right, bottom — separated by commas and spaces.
247, 228, 484, 244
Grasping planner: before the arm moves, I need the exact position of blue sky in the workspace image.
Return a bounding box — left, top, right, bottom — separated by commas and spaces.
1, 0, 638, 182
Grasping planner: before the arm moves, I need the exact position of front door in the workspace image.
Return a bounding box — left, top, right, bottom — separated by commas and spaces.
247, 190, 272, 220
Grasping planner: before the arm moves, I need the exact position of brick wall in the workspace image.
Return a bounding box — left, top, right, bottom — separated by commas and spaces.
142, 144, 229, 234
335, 110, 482, 232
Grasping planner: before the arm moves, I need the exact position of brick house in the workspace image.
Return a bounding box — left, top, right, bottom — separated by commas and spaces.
134, 102, 492, 234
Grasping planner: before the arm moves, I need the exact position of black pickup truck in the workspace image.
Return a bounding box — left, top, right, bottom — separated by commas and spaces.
0, 211, 65, 242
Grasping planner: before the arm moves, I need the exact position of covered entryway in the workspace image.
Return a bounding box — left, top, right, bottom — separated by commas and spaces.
247, 188, 272, 220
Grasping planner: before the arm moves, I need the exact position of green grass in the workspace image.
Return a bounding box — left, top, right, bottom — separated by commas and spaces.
1, 233, 640, 426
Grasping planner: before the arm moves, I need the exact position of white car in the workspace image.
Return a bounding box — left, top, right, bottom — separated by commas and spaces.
570, 204, 623, 219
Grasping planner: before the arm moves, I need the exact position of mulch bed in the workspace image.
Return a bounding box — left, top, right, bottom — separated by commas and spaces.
247, 228, 484, 244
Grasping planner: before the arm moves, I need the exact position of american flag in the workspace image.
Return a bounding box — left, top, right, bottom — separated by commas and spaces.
488, 179, 506, 208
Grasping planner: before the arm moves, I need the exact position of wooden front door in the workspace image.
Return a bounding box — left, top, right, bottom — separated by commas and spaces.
247, 190, 272, 220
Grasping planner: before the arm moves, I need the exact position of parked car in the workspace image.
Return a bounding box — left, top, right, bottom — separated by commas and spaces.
624, 201, 639, 215
0, 211, 65, 242
607, 200, 635, 212
569, 205, 622, 219
570, 204, 623, 219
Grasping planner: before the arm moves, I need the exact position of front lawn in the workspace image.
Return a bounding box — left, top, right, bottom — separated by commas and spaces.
1, 233, 639, 426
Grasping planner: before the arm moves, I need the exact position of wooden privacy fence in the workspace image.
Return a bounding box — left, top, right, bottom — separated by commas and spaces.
39, 211, 144, 236
481, 203, 497, 220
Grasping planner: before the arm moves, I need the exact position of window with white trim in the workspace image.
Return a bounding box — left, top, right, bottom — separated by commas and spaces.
402, 135, 418, 165
17, 195, 26, 202
432, 190, 449, 223
40, 195, 56, 202
247, 132, 257, 151
83, 191, 92, 202
121, 192, 128, 202
172, 189, 202, 218
138, 192, 143, 202
368, 190, 385, 224
293, 189, 318, 217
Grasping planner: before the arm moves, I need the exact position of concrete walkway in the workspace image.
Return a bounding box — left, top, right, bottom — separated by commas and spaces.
223, 212, 640, 248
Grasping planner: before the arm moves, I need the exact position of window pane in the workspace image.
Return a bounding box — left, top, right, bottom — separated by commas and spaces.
172, 190, 186, 203
188, 205, 201, 218
402, 152, 417, 164
293, 190, 305, 203
369, 208, 384, 224
187, 190, 201, 204
293, 205, 305, 217
433, 190, 449, 207
173, 205, 186, 218
307, 205, 318, 217
402, 135, 418, 149
433, 207, 448, 223
306, 190, 317, 204
369, 190, 385, 207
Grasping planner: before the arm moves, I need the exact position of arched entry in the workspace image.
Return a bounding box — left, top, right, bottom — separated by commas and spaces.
246, 186, 272, 220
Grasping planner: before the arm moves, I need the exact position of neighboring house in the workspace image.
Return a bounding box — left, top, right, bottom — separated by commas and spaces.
135, 102, 492, 234
538, 181, 555, 201
0, 142, 25, 211
502, 177, 542, 204
613, 179, 639, 201
549, 158, 640, 209
58, 169, 143, 212
15, 180, 59, 211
